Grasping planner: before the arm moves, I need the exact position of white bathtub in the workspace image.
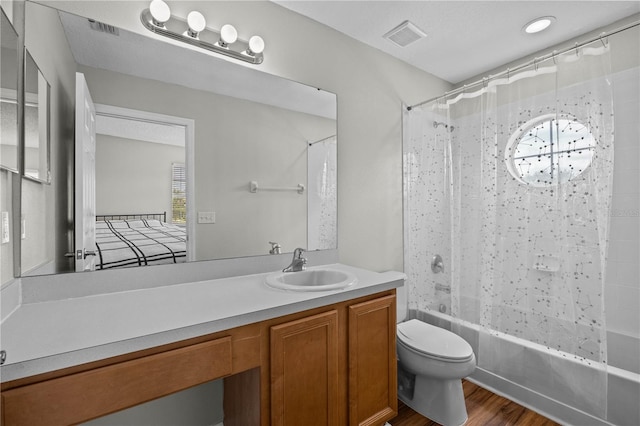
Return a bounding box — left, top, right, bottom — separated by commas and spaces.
414, 309, 640, 426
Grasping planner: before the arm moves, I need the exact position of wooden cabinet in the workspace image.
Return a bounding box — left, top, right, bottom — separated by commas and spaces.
1, 337, 234, 425
1, 322, 262, 426
270, 310, 340, 426
1, 290, 397, 426
349, 295, 397, 426
268, 293, 397, 426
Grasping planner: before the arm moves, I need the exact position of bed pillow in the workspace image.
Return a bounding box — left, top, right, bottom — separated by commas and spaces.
105, 220, 129, 229
126, 219, 146, 228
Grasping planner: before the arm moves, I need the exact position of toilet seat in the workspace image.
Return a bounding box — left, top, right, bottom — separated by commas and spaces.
398, 319, 473, 362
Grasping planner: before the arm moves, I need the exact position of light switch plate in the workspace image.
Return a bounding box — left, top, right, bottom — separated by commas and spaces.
1, 212, 9, 244
197, 211, 216, 224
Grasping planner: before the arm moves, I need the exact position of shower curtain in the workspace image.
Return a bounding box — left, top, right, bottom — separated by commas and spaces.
308, 136, 337, 250
404, 44, 614, 417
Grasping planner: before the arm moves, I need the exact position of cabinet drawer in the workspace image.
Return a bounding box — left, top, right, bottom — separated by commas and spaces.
2, 336, 232, 426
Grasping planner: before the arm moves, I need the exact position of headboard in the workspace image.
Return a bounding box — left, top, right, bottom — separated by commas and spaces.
96, 212, 167, 222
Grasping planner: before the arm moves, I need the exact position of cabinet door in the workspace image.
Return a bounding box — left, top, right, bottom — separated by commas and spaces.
271, 310, 339, 426
349, 295, 397, 426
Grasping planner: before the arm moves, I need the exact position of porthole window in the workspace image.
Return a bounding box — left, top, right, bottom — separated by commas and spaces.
505, 114, 596, 187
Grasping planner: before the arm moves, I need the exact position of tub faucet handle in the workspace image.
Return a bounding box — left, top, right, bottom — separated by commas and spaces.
431, 254, 444, 273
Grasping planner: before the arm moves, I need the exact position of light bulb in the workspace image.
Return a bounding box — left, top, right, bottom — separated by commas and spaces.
186, 11, 206, 37
219, 24, 238, 46
248, 35, 265, 55
149, 0, 171, 26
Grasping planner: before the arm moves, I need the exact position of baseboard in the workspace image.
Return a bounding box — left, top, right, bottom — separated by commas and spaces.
468, 368, 610, 426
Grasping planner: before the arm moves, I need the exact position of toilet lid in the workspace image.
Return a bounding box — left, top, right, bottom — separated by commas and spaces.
397, 319, 473, 361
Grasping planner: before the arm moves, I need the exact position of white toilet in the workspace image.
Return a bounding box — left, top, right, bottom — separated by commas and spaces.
395, 287, 476, 425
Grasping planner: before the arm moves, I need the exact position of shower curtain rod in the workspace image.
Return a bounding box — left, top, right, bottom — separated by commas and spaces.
308, 134, 337, 146
407, 19, 640, 111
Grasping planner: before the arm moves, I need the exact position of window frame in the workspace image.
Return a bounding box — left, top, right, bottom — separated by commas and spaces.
171, 162, 187, 226
504, 113, 596, 187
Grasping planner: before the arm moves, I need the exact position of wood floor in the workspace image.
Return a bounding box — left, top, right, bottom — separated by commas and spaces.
388, 380, 559, 426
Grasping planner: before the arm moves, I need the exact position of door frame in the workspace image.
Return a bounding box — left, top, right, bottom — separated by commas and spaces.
94, 104, 196, 261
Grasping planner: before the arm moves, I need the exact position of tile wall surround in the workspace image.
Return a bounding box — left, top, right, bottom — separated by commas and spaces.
606, 67, 640, 340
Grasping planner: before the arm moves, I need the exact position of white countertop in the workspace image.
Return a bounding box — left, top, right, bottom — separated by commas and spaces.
0, 264, 405, 382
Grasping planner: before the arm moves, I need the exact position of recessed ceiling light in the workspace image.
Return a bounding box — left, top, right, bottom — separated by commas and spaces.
523, 16, 556, 34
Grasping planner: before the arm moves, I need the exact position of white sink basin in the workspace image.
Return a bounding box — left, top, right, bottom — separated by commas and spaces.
265, 268, 357, 291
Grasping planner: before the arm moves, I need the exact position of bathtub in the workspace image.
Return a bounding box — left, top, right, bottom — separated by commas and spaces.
413, 309, 640, 426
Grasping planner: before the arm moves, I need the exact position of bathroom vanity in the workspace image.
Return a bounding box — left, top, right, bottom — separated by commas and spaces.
0, 264, 403, 425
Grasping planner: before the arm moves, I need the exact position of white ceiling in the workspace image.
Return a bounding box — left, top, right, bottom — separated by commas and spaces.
274, 1, 640, 84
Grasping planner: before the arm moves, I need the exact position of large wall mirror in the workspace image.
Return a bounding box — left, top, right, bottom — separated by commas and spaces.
1, 7, 19, 174
1, 7, 19, 286
23, 49, 51, 183
19, 1, 337, 278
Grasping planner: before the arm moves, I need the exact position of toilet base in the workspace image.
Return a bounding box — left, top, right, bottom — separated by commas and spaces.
398, 371, 468, 426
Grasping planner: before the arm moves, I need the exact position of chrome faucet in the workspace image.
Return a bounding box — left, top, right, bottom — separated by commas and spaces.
283, 248, 307, 272
269, 241, 282, 255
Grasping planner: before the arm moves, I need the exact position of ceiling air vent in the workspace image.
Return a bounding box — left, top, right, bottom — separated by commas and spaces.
88, 19, 120, 36
383, 20, 426, 47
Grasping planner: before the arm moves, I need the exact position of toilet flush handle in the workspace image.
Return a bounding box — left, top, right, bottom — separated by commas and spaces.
431, 254, 444, 273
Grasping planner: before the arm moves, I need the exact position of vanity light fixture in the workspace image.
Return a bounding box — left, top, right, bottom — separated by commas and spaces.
523, 16, 555, 34
141, 0, 265, 64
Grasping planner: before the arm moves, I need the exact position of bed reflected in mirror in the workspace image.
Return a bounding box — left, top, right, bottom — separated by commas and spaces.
95, 213, 186, 269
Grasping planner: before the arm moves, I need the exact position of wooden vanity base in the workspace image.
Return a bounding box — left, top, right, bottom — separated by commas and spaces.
1, 290, 397, 426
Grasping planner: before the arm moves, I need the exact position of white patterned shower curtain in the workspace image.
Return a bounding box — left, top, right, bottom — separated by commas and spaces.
404, 44, 614, 417
308, 136, 337, 250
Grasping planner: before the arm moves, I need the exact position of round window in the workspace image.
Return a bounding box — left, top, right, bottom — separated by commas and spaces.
505, 114, 596, 187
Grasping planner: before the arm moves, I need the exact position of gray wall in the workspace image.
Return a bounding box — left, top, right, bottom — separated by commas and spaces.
0, 170, 13, 284
95, 134, 184, 221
